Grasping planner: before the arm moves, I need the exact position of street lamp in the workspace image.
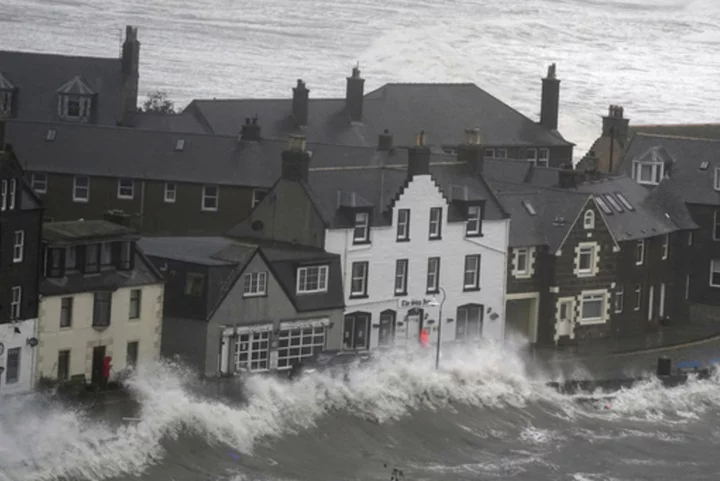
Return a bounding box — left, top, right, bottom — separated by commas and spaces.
429, 286, 446, 370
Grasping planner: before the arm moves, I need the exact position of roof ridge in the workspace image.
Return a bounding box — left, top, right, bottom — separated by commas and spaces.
0, 49, 117, 62
633, 122, 720, 128
635, 132, 720, 143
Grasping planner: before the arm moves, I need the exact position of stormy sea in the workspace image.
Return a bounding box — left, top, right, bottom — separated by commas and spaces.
2, 342, 720, 481
3, 0, 720, 157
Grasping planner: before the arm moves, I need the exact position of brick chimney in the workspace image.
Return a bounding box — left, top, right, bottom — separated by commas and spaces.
378, 129, 393, 151
292, 79, 309, 126
407, 131, 431, 180
345, 65, 365, 123
120, 26, 140, 127
240, 116, 262, 141
457, 128, 484, 173
602, 105, 630, 145
281, 134, 311, 182
540, 63, 560, 131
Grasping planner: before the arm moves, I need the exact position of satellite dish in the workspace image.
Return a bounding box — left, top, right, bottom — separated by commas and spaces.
27, 337, 39, 348
489, 312, 500, 321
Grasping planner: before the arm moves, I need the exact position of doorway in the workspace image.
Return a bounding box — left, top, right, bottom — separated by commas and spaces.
407, 308, 424, 343
343, 312, 370, 350
556, 299, 574, 342
378, 310, 396, 348
91, 345, 106, 386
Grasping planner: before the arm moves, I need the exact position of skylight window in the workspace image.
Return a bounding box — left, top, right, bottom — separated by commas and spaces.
603, 193, 624, 213
595, 196, 613, 215
614, 192, 634, 211
522, 200, 536, 216
700, 161, 709, 171
175, 139, 185, 151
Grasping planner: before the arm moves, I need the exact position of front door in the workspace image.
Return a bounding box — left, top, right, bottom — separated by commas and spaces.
91, 345, 106, 386
406, 308, 423, 344
343, 312, 370, 350
556, 300, 574, 340
378, 311, 396, 348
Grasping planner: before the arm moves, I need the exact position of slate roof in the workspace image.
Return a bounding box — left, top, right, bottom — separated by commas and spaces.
139, 236, 344, 315
629, 123, 720, 141
0, 51, 124, 125
133, 111, 210, 134
43, 219, 136, 244
184, 82, 572, 148
5, 120, 396, 188
621, 133, 720, 206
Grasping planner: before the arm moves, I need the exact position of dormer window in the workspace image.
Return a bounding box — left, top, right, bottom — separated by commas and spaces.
466, 205, 483, 237
633, 158, 664, 185
56, 76, 95, 122
297, 265, 329, 294
353, 212, 370, 244
583, 210, 595, 230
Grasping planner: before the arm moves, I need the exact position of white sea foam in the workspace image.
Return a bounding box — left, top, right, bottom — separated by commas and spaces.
1, 344, 719, 481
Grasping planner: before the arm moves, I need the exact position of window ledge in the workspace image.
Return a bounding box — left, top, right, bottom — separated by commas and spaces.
576, 271, 596, 278
396, 238, 411, 243
349, 294, 369, 300
463, 287, 481, 292
429, 237, 443, 241
513, 272, 532, 279
352, 240, 371, 246
394, 292, 408, 297
243, 293, 267, 298
465, 233, 484, 238
92, 325, 110, 332
577, 319, 607, 326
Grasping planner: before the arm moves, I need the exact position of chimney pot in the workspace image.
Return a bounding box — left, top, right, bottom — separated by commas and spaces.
240, 116, 262, 141
457, 128, 485, 173
416, 130, 426, 147
540, 63, 561, 131
292, 79, 310, 126
602, 104, 630, 143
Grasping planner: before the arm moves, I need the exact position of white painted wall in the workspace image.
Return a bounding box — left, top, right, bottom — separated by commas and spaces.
0, 318, 38, 395
324, 174, 509, 350
36, 284, 164, 383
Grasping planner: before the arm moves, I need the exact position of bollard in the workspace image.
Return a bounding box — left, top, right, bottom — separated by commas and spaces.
657, 356, 671, 377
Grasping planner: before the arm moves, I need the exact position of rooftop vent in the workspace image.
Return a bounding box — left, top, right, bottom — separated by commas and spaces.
521, 200, 536, 216
552, 216, 566, 226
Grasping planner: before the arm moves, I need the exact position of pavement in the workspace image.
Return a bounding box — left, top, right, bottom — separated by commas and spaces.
524, 314, 720, 380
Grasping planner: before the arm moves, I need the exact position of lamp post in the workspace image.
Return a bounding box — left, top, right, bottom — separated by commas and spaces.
429, 286, 446, 370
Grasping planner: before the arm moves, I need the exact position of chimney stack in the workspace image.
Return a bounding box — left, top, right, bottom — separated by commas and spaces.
292, 79, 309, 126
557, 164, 579, 189
378, 129, 393, 151
457, 128, 485, 173
407, 130, 431, 179
120, 26, 140, 127
240, 116, 262, 141
281, 134, 311, 182
540, 63, 560, 131
345, 65, 365, 123
602, 105, 630, 145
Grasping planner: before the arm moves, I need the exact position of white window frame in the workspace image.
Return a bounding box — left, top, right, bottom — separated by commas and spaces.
235, 329, 271, 372
463, 254, 481, 290
1, 179, 6, 211
466, 205, 482, 236
538, 148, 549, 167
397, 209, 410, 241
58, 94, 91, 121
579, 290, 607, 325
426, 257, 440, 293
8, 179, 15, 210
10, 286, 22, 320
659, 282, 666, 318
583, 210, 595, 229
243, 271, 268, 297
714, 211, 720, 241
350, 261, 369, 297
31, 173, 48, 194
634, 284, 642, 311
633, 159, 664, 185
575, 242, 598, 277
395, 259, 408, 295
714, 168, 720, 191
201, 185, 219, 212
661, 234, 669, 260
513, 247, 531, 278
353, 212, 370, 243
429, 207, 442, 239
252, 189, 268, 208
689, 230, 693, 246
13, 230, 24, 263
73, 176, 90, 202
117, 178, 134, 199
635, 239, 645, 265
614, 285, 624, 313
164, 182, 176, 203
277, 324, 325, 370
710, 260, 720, 288
526, 148, 538, 165
297, 265, 329, 294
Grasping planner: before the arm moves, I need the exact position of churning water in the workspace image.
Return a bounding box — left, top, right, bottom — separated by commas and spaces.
3, 0, 720, 157
2, 342, 720, 481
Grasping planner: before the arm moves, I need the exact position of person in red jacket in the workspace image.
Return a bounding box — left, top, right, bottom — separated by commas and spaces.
420, 329, 430, 348
102, 356, 112, 389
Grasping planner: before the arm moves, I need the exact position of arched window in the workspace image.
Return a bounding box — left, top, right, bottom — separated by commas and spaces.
583, 210, 595, 230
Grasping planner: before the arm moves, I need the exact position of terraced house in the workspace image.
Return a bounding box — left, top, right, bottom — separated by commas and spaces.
484, 159, 695, 345
36, 220, 164, 386
228, 131, 511, 350
0, 137, 43, 395
619, 133, 720, 308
